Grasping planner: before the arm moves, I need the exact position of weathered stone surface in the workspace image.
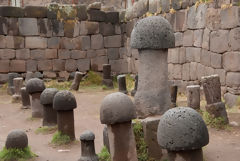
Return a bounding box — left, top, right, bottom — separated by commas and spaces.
173, 64, 182, 80
183, 30, 193, 47
190, 62, 198, 80
202, 28, 210, 50
64, 20, 80, 38
107, 48, 119, 60
186, 47, 201, 63
53, 59, 65, 72
0, 74, 9, 83
45, 49, 58, 59
91, 34, 104, 49
40, 88, 58, 105
226, 72, 240, 87
187, 85, 200, 110
19, 18, 39, 36
38, 18, 52, 37
224, 92, 239, 108
77, 59, 90, 72
187, 4, 207, 29
71, 50, 87, 59
0, 60, 10, 73
0, 36, 6, 48
26, 60, 37, 72
206, 8, 221, 31
229, 27, 240, 51
182, 63, 190, 81
80, 21, 99, 35
131, 16, 175, 49
87, 9, 106, 22
50, 19, 64, 36
48, 37, 60, 49
125, 0, 149, 20
58, 71, 70, 80
223, 51, 240, 72
193, 30, 203, 47
91, 56, 108, 71
200, 49, 211, 67
104, 35, 122, 48
172, 0, 181, 10
106, 12, 119, 24
109, 59, 128, 74
44, 71, 57, 78
76, 4, 88, 21
211, 52, 222, 69
53, 90, 77, 111
26, 78, 45, 94
126, 19, 137, 37
47, 4, 59, 19
205, 102, 229, 124
86, 50, 97, 58
8, 18, 19, 36
174, 32, 183, 47
87, 2, 101, 10
210, 30, 229, 53
30, 49, 44, 60
157, 107, 209, 151
10, 60, 26, 72
25, 37, 47, 49
58, 50, 71, 59
220, 6, 239, 29
5, 129, 28, 149
117, 75, 128, 94
0, 49, 15, 60
0, 17, 8, 35
0, 6, 24, 17
6, 36, 24, 49
100, 92, 136, 124
149, 0, 158, 13
214, 68, 226, 85
38, 60, 52, 71
161, 0, 170, 13
100, 23, 115, 37
65, 59, 77, 72
24, 6, 47, 18
16, 49, 30, 60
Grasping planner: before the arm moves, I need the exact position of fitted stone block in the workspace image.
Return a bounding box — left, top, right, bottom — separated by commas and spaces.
193, 30, 203, 47
0, 35, 6, 48
190, 62, 198, 80
25, 37, 47, 49
226, 72, 240, 87
197, 63, 206, 80
0, 17, 8, 35
77, 59, 90, 72
109, 59, 128, 74
91, 34, 104, 50
43, 71, 56, 78
104, 35, 122, 48
91, 56, 108, 71
214, 69, 226, 85
202, 28, 210, 50
210, 30, 229, 53
183, 30, 193, 47
168, 63, 174, 80
0, 6, 24, 17
174, 32, 183, 47
30, 49, 45, 60
24, 6, 47, 18
64, 20, 80, 38
6, 36, 24, 49
71, 50, 87, 59
206, 8, 221, 31
45, 49, 57, 59
8, 18, 19, 36
107, 48, 119, 60
58, 71, 70, 80
38, 18, 52, 37
229, 27, 240, 51
0, 49, 15, 60
50, 19, 64, 37
174, 10, 187, 32
99, 22, 115, 36
106, 12, 119, 24
182, 63, 190, 81
60, 37, 75, 50
80, 21, 99, 35
200, 49, 211, 67
53, 59, 65, 72
173, 64, 182, 80
10, 60, 26, 72
38, 60, 52, 71
87, 50, 97, 58
161, 0, 170, 13
187, 4, 207, 29
0, 74, 8, 83
19, 18, 39, 36
26, 60, 37, 72
58, 50, 71, 60
149, 0, 158, 13
211, 52, 222, 69
65, 59, 77, 72
79, 36, 91, 50
87, 9, 106, 22
48, 37, 60, 49
76, 5, 88, 21
220, 6, 239, 29
186, 47, 201, 63
0, 60, 10, 73
223, 51, 240, 72
16, 49, 30, 60
96, 49, 107, 56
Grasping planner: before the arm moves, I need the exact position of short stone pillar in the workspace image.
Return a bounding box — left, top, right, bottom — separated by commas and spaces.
201, 75, 228, 123
78, 130, 98, 161
102, 64, 113, 88
53, 90, 77, 140
12, 77, 23, 103
130, 16, 175, 118
170, 85, 178, 107
131, 75, 138, 96
117, 75, 128, 94
5, 129, 28, 149
20, 87, 30, 109
40, 88, 58, 126
70, 72, 83, 91
100, 92, 137, 161
7, 73, 19, 95
186, 85, 200, 110
26, 78, 46, 118
157, 107, 209, 161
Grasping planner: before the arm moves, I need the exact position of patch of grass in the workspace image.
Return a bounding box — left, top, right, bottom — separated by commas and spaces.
133, 120, 154, 161
98, 146, 110, 161
26, 117, 40, 122
45, 80, 71, 90
80, 71, 102, 86
0, 83, 8, 91
201, 110, 229, 130
51, 131, 71, 145
35, 126, 57, 135
113, 74, 135, 91
0, 146, 37, 161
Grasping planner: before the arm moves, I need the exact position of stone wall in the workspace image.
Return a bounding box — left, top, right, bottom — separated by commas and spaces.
124, 0, 240, 105
0, 5, 127, 83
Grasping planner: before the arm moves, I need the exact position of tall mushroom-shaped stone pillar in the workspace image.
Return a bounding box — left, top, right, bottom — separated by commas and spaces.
157, 107, 209, 161
130, 16, 175, 118
40, 88, 59, 126
100, 92, 137, 161
53, 90, 77, 140
26, 78, 46, 118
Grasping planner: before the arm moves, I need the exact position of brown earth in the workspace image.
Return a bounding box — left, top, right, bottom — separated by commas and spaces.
0, 89, 239, 161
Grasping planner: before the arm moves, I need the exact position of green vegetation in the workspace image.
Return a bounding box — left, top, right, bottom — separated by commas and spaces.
80, 71, 103, 87
113, 74, 135, 91
45, 80, 72, 90
98, 146, 111, 161
35, 126, 57, 135
51, 131, 71, 145
201, 111, 229, 130
133, 120, 154, 161
0, 146, 36, 161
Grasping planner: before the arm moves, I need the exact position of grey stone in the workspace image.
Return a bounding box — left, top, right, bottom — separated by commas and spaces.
174, 32, 183, 47
193, 30, 203, 47
76, 5, 88, 21
214, 69, 226, 85
107, 48, 119, 60
226, 72, 240, 87
38, 19, 52, 37
223, 51, 240, 72
26, 60, 37, 72
80, 21, 99, 35
45, 49, 58, 59
117, 75, 128, 94
70, 72, 83, 91
65, 59, 77, 72
0, 49, 15, 60
109, 59, 128, 74
220, 6, 239, 29
173, 64, 182, 80
131, 16, 175, 49
16, 49, 30, 60
40, 88, 58, 105
210, 30, 229, 53
30, 49, 45, 60
182, 63, 190, 81
200, 49, 211, 67
99, 22, 115, 36
205, 102, 229, 124
24, 6, 47, 18
190, 62, 198, 80
38, 60, 52, 71
91, 56, 108, 71
206, 8, 221, 31
187, 85, 200, 110
26, 78, 45, 94
10, 60, 26, 72
0, 6, 24, 17
80, 130, 95, 141
149, 0, 158, 13
0, 74, 8, 84
100, 92, 136, 125
20, 87, 30, 109
48, 37, 60, 49
87, 2, 101, 10
87, 50, 97, 58
58, 50, 71, 60
106, 12, 119, 24
224, 92, 239, 108
53, 90, 77, 111
43, 72, 57, 79
157, 107, 209, 151
6, 36, 24, 49
87, 9, 106, 22
183, 30, 193, 47
187, 4, 207, 29
47, 3, 59, 19
0, 60, 9, 73
229, 27, 240, 51
161, 0, 170, 13
50, 19, 64, 36
19, 18, 39, 36
125, 0, 149, 20
0, 17, 8, 35
71, 50, 87, 59
172, 0, 181, 10
211, 52, 222, 69
25, 37, 47, 49
77, 59, 90, 72
5, 129, 28, 149
104, 35, 122, 48
202, 28, 210, 50
91, 34, 104, 50
8, 18, 19, 36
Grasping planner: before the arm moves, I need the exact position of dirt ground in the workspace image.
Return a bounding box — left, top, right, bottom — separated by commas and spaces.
0, 89, 240, 161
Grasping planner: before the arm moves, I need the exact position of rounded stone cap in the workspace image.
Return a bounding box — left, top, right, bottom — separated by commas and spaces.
157, 107, 209, 151
26, 78, 45, 94
130, 16, 175, 49
53, 90, 77, 111
100, 92, 136, 125
5, 129, 28, 149
80, 130, 95, 141
40, 88, 59, 105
